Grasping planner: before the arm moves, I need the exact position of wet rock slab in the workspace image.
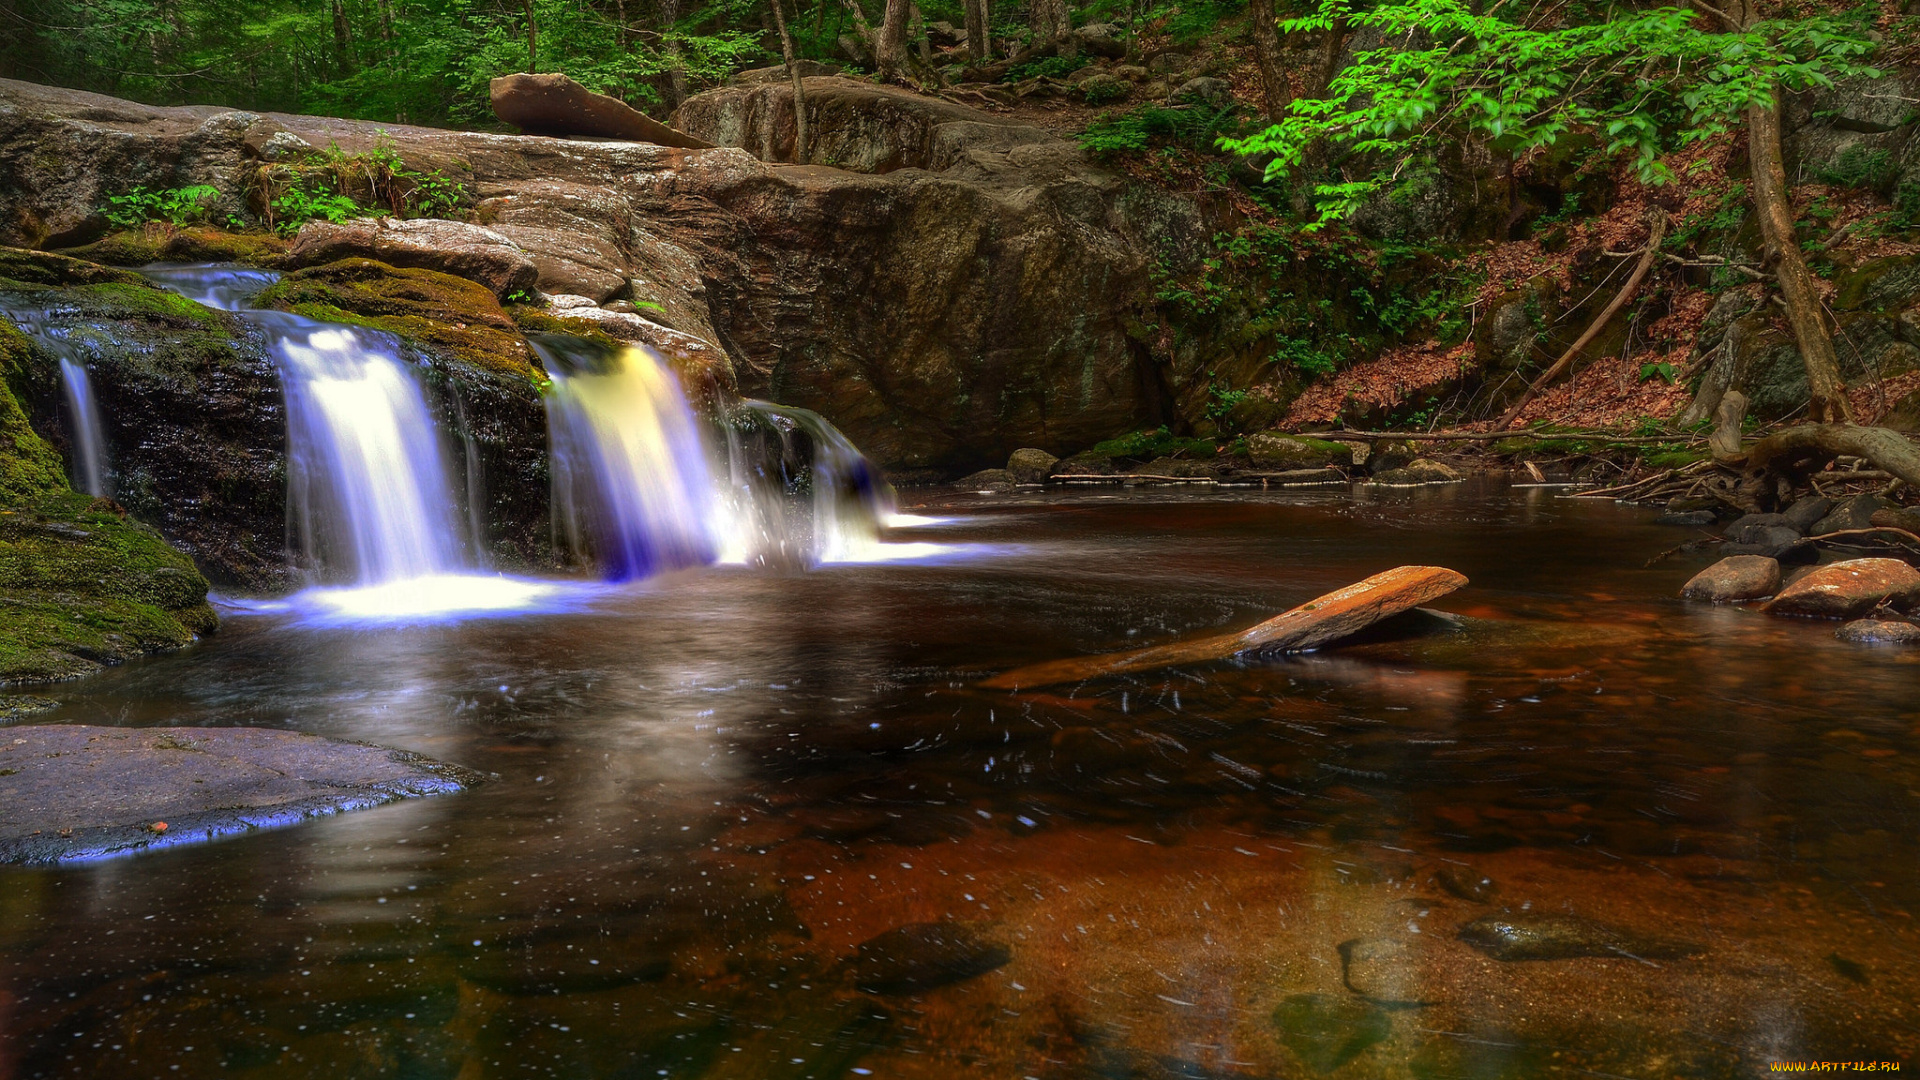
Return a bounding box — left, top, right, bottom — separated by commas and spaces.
0, 725, 484, 864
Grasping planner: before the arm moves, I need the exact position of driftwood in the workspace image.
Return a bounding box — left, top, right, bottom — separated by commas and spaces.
1742, 424, 1920, 490
980, 566, 1467, 690
1497, 210, 1668, 430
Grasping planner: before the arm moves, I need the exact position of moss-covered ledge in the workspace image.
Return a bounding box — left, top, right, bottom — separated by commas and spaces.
0, 322, 216, 684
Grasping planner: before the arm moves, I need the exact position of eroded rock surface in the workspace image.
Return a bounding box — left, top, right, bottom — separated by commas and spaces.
0, 725, 484, 863
0, 77, 1209, 472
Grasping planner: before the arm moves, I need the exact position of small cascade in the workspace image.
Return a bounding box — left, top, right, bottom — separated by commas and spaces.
138, 265, 280, 312
254, 311, 464, 584
534, 335, 718, 580
58, 357, 109, 496
719, 400, 896, 565
0, 302, 112, 496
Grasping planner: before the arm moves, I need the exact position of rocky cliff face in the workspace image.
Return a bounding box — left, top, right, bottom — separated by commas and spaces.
0, 77, 1213, 473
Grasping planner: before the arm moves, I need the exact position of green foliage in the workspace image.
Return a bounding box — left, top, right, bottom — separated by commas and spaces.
256, 142, 469, 233
1004, 54, 1090, 82
1083, 77, 1131, 105
1639, 361, 1677, 384
1816, 145, 1896, 193
101, 186, 224, 229
1220, 0, 1881, 228
1204, 382, 1249, 420
1079, 102, 1249, 157
1666, 182, 1749, 251
1091, 426, 1216, 460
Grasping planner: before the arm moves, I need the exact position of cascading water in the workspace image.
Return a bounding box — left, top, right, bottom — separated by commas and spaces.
534, 335, 719, 580
718, 400, 898, 564
260, 311, 464, 584
138, 265, 280, 312
0, 302, 112, 496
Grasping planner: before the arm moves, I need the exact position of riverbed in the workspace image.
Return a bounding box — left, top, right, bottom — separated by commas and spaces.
2, 481, 1914, 1078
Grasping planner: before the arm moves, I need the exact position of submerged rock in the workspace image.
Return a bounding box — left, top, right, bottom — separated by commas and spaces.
1835, 618, 1920, 644
1763, 558, 1920, 620
957, 468, 1013, 490
1434, 864, 1498, 903
1680, 555, 1781, 602
844, 921, 1010, 994
1271, 993, 1392, 1073
1458, 913, 1704, 962
0, 725, 484, 863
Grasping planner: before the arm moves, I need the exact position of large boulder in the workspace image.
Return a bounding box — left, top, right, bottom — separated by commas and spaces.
285, 218, 538, 299
1006, 447, 1058, 484
488, 73, 713, 149
1680, 555, 1781, 602
0, 77, 1217, 473
1763, 557, 1920, 620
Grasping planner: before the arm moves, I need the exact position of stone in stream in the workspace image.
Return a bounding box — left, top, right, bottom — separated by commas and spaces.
1835, 618, 1920, 644
1783, 495, 1835, 533
844, 921, 1010, 994
1272, 993, 1393, 1072
1458, 913, 1704, 962
1434, 864, 1498, 902
1654, 509, 1716, 526
979, 565, 1469, 689
1247, 433, 1347, 471
1680, 555, 1781, 602
489, 72, 714, 148
1005, 447, 1059, 484
1870, 505, 1920, 534
1810, 493, 1888, 536
1370, 458, 1461, 484
956, 468, 1013, 490
0, 726, 485, 864
1762, 557, 1920, 620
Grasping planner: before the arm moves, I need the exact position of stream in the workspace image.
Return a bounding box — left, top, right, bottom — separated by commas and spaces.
1, 481, 1915, 1077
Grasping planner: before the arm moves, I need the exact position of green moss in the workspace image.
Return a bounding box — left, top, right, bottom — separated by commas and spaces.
0, 491, 215, 684
0, 324, 69, 505
1090, 426, 1217, 461
256, 259, 533, 377
0, 246, 149, 289
62, 226, 288, 269
509, 308, 620, 352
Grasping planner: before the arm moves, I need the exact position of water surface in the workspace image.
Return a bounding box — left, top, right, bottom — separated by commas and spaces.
2, 483, 1915, 1078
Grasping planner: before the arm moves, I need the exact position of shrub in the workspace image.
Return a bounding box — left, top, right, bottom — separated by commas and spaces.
101, 185, 224, 229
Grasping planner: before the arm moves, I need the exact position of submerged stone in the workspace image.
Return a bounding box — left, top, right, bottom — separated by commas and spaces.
0, 725, 485, 864
844, 921, 1009, 994
1457, 913, 1704, 962
1272, 993, 1392, 1073
1835, 618, 1920, 644
1434, 864, 1498, 903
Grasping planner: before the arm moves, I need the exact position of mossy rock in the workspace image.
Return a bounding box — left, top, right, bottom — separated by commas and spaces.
0, 323, 69, 506
509, 307, 620, 352
1247, 432, 1348, 470
0, 491, 215, 684
0, 246, 150, 290
255, 258, 534, 377
61, 226, 289, 269
1835, 254, 1920, 313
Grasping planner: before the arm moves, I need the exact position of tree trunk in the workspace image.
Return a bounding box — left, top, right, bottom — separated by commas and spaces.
909, 1, 932, 67
964, 0, 989, 63
876, 0, 909, 81
1246, 0, 1289, 119
525, 0, 538, 72
1743, 423, 1920, 490
771, 0, 809, 162
331, 0, 353, 76
1313, 15, 1349, 97
1746, 92, 1853, 423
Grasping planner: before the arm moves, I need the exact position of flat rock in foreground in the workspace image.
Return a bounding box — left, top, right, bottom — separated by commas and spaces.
981, 565, 1468, 689
0, 726, 484, 865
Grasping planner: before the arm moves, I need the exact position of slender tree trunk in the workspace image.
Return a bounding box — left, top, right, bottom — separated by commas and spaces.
615, 0, 628, 48
964, 0, 988, 63
331, 0, 353, 76
772, 0, 809, 162
525, 0, 537, 71
1246, 0, 1288, 119
909, 1, 932, 67
1313, 16, 1348, 97
661, 0, 687, 104
876, 0, 909, 81
1747, 91, 1853, 423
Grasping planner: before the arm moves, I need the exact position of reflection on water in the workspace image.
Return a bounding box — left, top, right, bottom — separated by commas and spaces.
2, 483, 1916, 1078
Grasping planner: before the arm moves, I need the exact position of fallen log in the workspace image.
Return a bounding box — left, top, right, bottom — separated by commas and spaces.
1743, 424, 1920, 490
979, 565, 1468, 689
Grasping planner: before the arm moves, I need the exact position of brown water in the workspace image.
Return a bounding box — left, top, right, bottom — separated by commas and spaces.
2, 481, 1915, 1079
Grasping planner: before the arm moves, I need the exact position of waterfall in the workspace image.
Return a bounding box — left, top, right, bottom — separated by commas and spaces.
0, 302, 112, 497
58, 358, 109, 496
254, 311, 464, 585
138, 265, 280, 312
718, 400, 896, 565
534, 335, 718, 581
